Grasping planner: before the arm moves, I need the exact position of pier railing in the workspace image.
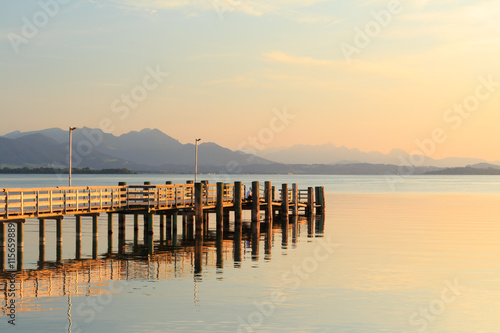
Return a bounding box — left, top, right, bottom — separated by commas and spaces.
0, 182, 320, 222
0, 186, 125, 220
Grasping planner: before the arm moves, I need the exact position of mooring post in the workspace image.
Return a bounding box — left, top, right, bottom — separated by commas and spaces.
203, 211, 210, 237
182, 212, 187, 240
216, 182, 224, 231
307, 187, 314, 217
265, 181, 273, 223
133, 213, 139, 247
315, 186, 325, 215
107, 213, 113, 253
188, 213, 195, 240
147, 213, 154, 236
159, 214, 165, 245
56, 217, 63, 262
234, 181, 242, 221
195, 182, 204, 238
251, 181, 260, 223
265, 222, 272, 260
172, 211, 178, 247
281, 184, 289, 223
166, 214, 172, 241
118, 213, 126, 254
92, 215, 98, 259
37, 219, 45, 265
17, 220, 24, 271
292, 183, 298, 216
75, 215, 81, 259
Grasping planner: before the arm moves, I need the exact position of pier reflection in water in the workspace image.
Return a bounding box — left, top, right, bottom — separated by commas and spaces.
0, 211, 325, 321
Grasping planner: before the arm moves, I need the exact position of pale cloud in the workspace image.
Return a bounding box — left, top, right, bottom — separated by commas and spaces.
205, 74, 256, 87
262, 50, 423, 82
100, 0, 338, 22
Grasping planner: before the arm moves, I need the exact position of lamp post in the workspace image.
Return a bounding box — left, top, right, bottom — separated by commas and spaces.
69, 127, 76, 186
195, 138, 201, 183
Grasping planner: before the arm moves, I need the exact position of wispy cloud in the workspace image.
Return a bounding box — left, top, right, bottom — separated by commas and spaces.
96, 0, 338, 23
262, 51, 422, 82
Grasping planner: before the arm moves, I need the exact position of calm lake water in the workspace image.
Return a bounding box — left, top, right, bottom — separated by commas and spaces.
1, 174, 500, 332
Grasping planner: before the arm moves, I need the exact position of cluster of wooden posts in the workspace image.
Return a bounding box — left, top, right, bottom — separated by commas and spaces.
0, 181, 326, 271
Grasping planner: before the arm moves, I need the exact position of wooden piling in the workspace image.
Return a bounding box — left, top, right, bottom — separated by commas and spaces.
195, 182, 204, 237
216, 182, 224, 229
37, 219, 45, 266
281, 184, 289, 222
118, 213, 126, 254
234, 181, 242, 221
265, 181, 273, 223
75, 216, 81, 259
292, 183, 298, 216
133, 213, 139, 249
172, 211, 178, 247
307, 187, 314, 217
159, 214, 165, 245
17, 221, 24, 271
92, 215, 98, 259
56, 218, 63, 262
107, 213, 113, 253
315, 186, 325, 215
252, 181, 260, 223
166, 214, 172, 243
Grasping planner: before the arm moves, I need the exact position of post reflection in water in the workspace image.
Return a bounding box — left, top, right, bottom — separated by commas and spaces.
0, 211, 324, 319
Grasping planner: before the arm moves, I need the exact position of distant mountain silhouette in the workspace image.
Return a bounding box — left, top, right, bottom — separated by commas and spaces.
2, 129, 500, 174
258, 143, 500, 168
0, 128, 273, 171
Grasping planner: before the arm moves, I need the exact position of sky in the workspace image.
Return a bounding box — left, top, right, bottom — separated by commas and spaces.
1, 0, 499, 160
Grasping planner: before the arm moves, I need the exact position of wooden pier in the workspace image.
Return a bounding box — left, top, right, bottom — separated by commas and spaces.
0, 181, 325, 271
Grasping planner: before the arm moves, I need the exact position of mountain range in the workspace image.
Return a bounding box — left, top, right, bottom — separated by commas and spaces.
1, 128, 272, 172
1, 128, 500, 174
257, 143, 500, 167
